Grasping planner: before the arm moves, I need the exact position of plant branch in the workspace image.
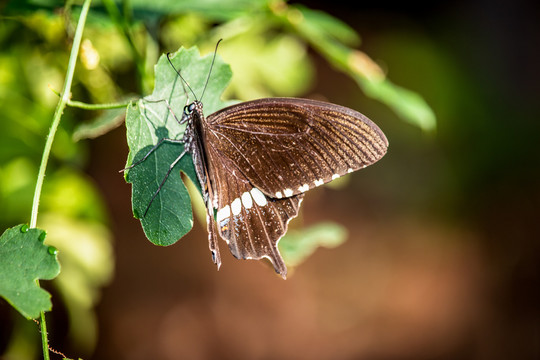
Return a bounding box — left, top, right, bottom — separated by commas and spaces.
49, 84, 133, 110
30, 0, 92, 228
68, 99, 131, 109
29, 0, 93, 359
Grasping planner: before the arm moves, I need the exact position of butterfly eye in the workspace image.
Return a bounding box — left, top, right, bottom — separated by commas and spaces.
184, 103, 197, 116
183, 105, 191, 116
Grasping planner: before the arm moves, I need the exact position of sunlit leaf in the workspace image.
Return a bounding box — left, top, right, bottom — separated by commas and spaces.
359, 77, 437, 131
294, 5, 360, 46
219, 33, 313, 99
289, 6, 437, 131
126, 0, 268, 21
0, 224, 60, 319
124, 46, 233, 246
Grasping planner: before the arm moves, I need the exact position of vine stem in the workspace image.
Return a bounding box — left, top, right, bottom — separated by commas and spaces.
29, 0, 93, 359
30, 0, 92, 228
68, 99, 131, 109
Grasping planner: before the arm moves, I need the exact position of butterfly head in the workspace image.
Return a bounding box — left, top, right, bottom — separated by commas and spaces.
182, 100, 203, 123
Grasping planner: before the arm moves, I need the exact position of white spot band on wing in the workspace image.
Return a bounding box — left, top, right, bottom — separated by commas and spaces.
231, 198, 242, 216
241, 191, 253, 209
216, 205, 231, 223
250, 188, 268, 206
298, 184, 309, 192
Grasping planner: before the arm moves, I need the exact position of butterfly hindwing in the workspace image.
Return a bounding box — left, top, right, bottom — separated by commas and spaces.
204, 141, 303, 278
205, 97, 388, 199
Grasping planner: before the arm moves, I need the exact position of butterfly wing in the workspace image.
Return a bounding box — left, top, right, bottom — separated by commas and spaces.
200, 97, 387, 277
204, 141, 303, 278
205, 97, 388, 199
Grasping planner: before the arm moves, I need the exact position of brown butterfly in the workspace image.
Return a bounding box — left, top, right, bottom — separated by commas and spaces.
128, 44, 388, 279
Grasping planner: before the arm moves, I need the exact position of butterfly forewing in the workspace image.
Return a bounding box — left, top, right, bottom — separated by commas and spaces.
205, 98, 388, 199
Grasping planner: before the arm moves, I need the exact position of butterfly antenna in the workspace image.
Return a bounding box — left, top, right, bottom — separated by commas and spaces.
200, 39, 222, 102
167, 52, 198, 101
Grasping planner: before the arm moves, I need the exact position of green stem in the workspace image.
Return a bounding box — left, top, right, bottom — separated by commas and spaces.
30, 0, 92, 359
50, 86, 132, 110
68, 99, 131, 110
40, 312, 49, 360
30, 0, 92, 228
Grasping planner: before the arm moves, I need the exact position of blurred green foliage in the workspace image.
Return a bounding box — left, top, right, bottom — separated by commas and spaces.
1, 2, 114, 356
1, 0, 436, 357
279, 222, 347, 268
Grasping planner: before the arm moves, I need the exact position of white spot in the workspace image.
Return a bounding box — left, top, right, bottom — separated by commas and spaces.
231, 198, 242, 215
283, 188, 293, 197
275, 191, 283, 199
348, 168, 354, 173
332, 174, 341, 180
314, 179, 324, 187
216, 205, 230, 223
250, 188, 267, 206
298, 184, 309, 192
241, 191, 253, 209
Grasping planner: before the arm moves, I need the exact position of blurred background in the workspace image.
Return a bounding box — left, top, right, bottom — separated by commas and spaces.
1, 0, 539, 359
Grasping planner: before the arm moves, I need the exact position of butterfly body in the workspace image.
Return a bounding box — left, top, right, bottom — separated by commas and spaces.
180, 97, 388, 278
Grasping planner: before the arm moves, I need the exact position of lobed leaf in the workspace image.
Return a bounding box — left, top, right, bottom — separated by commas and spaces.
124, 46, 232, 246
0, 224, 60, 319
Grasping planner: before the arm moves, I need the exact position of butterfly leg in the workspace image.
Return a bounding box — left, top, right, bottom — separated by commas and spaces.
143, 98, 186, 125
120, 138, 184, 172
143, 148, 188, 217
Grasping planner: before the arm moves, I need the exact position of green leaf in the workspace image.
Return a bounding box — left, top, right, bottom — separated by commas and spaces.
90, 0, 268, 23
294, 5, 360, 46
220, 33, 314, 99
4, 0, 64, 15
129, 0, 268, 21
288, 9, 437, 131
279, 222, 347, 268
73, 109, 122, 141
359, 77, 437, 131
72, 101, 134, 141
124, 46, 233, 246
0, 224, 61, 319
